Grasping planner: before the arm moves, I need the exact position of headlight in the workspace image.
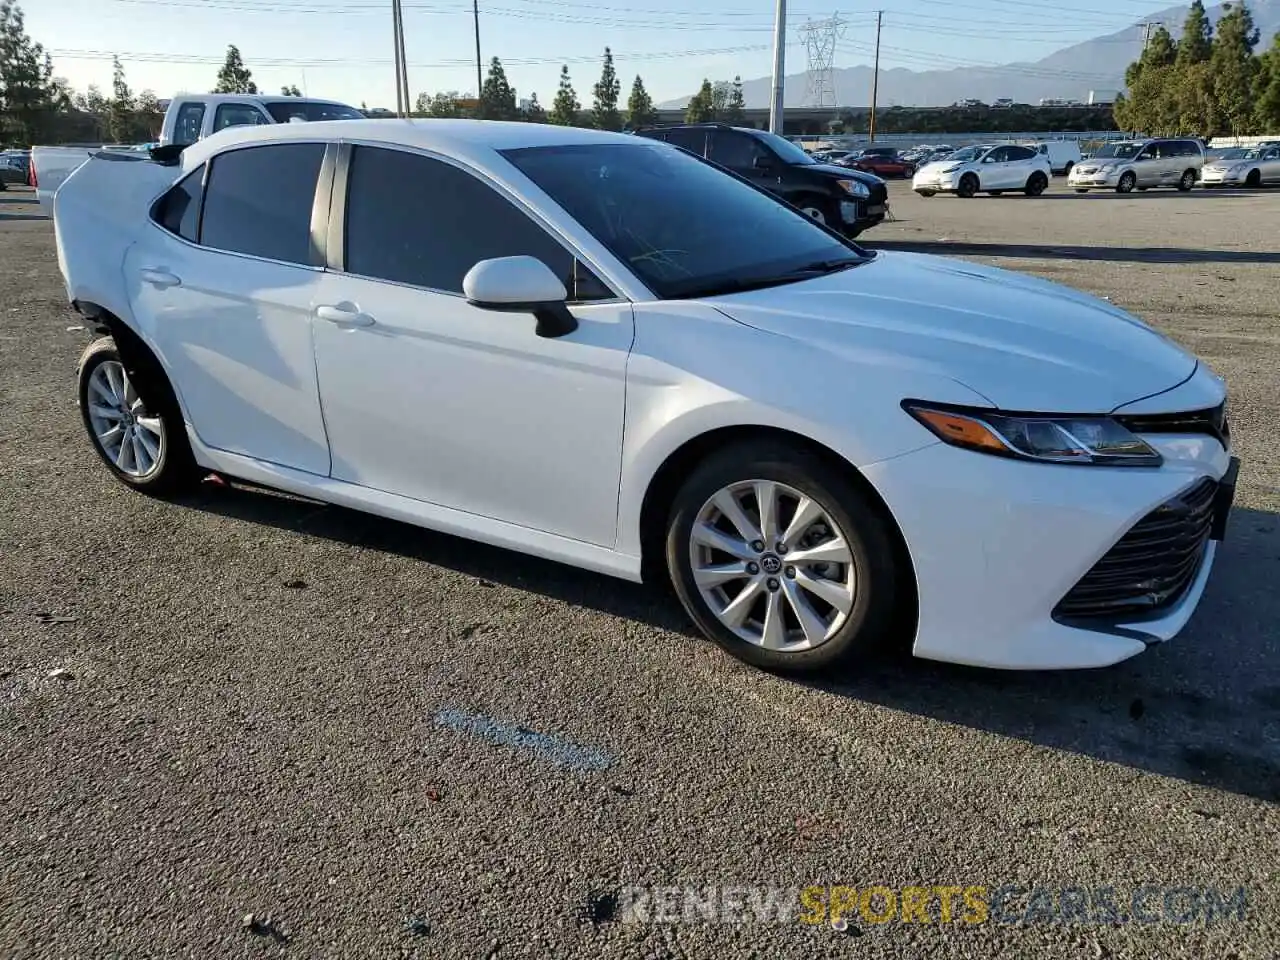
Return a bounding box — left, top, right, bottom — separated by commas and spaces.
1229, 164, 1247, 174
902, 401, 1163, 467
836, 179, 870, 198
936, 164, 960, 174
1095, 163, 1115, 173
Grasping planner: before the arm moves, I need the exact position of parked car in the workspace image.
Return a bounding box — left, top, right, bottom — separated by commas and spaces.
912, 143, 1052, 198
53, 120, 1237, 674
29, 92, 363, 215
1067, 138, 1204, 193
841, 148, 916, 178
1199, 145, 1280, 188
0, 150, 29, 188
1031, 140, 1083, 175
634, 123, 888, 237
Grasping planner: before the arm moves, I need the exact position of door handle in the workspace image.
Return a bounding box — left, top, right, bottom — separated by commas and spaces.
315, 304, 375, 328
139, 267, 181, 289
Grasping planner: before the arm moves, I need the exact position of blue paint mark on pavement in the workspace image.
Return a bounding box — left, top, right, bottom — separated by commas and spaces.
433, 708, 615, 772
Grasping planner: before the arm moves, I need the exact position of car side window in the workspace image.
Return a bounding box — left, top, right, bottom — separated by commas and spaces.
663, 128, 708, 156
1007, 146, 1036, 161
983, 147, 1008, 163
171, 102, 205, 145
343, 146, 613, 302
1266, 149, 1280, 160
152, 165, 205, 242
199, 142, 326, 264
213, 103, 270, 132
707, 130, 762, 169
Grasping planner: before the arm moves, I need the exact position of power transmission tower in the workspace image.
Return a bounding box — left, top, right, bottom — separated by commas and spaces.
799, 13, 847, 112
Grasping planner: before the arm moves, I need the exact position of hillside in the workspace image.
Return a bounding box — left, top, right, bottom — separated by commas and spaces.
659, 0, 1280, 108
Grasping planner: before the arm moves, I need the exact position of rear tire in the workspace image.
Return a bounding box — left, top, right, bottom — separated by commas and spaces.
915, 190, 936, 198
1062, 161, 1075, 177
1073, 188, 1089, 193
956, 173, 979, 198
1245, 169, 1261, 188
1177, 168, 1196, 191
1024, 172, 1049, 196
1117, 171, 1136, 193
77, 336, 195, 497
665, 440, 901, 674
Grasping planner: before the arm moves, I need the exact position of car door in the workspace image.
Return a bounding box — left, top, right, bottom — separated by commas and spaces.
1132, 144, 1159, 186
1003, 145, 1036, 186
708, 128, 770, 182
309, 144, 634, 548
1263, 148, 1280, 184
979, 146, 1013, 188
125, 141, 332, 475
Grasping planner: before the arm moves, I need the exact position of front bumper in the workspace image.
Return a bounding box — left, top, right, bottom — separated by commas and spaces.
839, 190, 888, 235
863, 431, 1234, 670
1067, 167, 1121, 189
912, 172, 961, 193
1199, 168, 1245, 185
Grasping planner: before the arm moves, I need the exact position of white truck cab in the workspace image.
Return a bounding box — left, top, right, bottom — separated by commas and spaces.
159, 93, 365, 146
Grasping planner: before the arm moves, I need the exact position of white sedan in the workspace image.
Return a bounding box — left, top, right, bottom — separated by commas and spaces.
912, 143, 1053, 197
53, 120, 1237, 673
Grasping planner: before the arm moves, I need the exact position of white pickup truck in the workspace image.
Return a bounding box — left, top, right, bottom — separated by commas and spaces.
30, 92, 363, 214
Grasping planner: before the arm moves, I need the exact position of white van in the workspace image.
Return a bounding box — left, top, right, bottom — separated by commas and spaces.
1032, 140, 1082, 175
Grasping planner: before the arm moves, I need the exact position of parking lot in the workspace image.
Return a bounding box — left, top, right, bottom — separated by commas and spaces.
2, 178, 1278, 957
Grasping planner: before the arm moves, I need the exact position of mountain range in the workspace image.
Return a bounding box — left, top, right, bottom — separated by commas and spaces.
658, 0, 1280, 108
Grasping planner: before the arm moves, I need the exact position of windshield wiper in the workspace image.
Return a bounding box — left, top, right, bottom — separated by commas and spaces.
673, 257, 868, 300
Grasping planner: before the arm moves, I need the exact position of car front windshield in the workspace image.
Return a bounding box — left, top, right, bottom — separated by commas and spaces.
1093, 143, 1142, 159
755, 132, 818, 165
263, 101, 365, 123
943, 145, 987, 162
502, 141, 870, 301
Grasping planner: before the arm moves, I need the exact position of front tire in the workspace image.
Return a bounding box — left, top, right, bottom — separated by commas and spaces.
795, 195, 836, 226
77, 336, 194, 496
956, 173, 979, 198
915, 189, 936, 198
665, 440, 900, 673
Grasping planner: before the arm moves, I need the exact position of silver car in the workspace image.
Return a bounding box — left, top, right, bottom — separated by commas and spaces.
1200, 146, 1280, 188
1067, 138, 1204, 193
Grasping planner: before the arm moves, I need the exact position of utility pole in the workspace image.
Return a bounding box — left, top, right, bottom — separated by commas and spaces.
473, 0, 483, 104
391, 0, 405, 116
769, 0, 786, 134
868, 10, 882, 142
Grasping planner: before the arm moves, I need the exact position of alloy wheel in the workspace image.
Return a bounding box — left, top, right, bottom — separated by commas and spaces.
688, 479, 856, 652
86, 360, 165, 478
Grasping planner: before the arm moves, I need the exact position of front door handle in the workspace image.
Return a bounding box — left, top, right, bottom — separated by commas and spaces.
139, 267, 181, 289
315, 304, 375, 328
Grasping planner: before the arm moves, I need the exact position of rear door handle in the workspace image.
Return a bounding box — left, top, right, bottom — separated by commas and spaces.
315, 304, 375, 328
139, 267, 181, 289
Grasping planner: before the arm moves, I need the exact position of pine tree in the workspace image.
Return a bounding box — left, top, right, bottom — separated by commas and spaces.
1211, 1, 1261, 135
549, 66, 580, 126
1254, 31, 1280, 131
591, 47, 622, 130
213, 44, 258, 94
136, 89, 163, 139
1174, 0, 1216, 133
0, 1, 65, 145
108, 56, 136, 143
711, 81, 730, 118
725, 76, 746, 122
1120, 26, 1177, 134
523, 92, 546, 123
281, 84, 302, 97
479, 57, 518, 120
625, 75, 655, 129
685, 79, 715, 123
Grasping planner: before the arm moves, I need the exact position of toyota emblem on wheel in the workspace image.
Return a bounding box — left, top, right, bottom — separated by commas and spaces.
760, 554, 782, 575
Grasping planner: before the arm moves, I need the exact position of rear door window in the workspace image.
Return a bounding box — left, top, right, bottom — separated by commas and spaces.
199, 142, 326, 264
663, 128, 708, 156
707, 130, 763, 169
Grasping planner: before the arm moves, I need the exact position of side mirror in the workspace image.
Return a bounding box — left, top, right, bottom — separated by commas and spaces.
462, 255, 577, 339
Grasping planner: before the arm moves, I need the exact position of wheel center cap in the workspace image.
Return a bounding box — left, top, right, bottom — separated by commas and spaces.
760, 554, 782, 575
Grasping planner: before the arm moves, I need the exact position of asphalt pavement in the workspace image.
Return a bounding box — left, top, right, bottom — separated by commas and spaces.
2, 181, 1278, 958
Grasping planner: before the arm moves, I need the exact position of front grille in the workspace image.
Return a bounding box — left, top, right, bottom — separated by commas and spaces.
866, 181, 889, 206
1053, 478, 1217, 621
1114, 402, 1229, 448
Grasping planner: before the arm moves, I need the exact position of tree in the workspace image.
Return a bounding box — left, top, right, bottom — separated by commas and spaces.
625, 74, 655, 128
1255, 31, 1280, 131
725, 75, 746, 122
0, 1, 66, 145
591, 47, 622, 130
281, 84, 302, 96
523, 92, 546, 123
1118, 26, 1176, 134
711, 81, 730, 118
213, 44, 257, 94
549, 65, 580, 126
479, 56, 518, 120
136, 89, 163, 138
1210, 1, 1261, 135
685, 78, 715, 123
108, 56, 136, 143
1174, 0, 1216, 133
416, 90, 467, 118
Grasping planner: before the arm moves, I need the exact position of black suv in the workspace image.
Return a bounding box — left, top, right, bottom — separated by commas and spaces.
634, 124, 889, 238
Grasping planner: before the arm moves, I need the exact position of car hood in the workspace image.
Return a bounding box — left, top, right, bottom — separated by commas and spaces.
807, 161, 882, 184
708, 251, 1197, 412
915, 159, 966, 175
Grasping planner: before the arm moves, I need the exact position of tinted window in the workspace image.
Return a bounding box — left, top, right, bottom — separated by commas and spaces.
1006, 146, 1037, 161
200, 142, 325, 264
343, 146, 611, 301
663, 128, 707, 155
214, 103, 270, 132
263, 101, 365, 123
171, 103, 205, 145
502, 141, 870, 301
153, 165, 204, 241
707, 130, 763, 169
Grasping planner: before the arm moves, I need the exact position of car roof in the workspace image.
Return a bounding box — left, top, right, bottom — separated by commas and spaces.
178, 118, 641, 172
170, 92, 351, 105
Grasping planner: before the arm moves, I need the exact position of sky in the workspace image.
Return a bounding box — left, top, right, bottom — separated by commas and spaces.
25, 0, 1182, 110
